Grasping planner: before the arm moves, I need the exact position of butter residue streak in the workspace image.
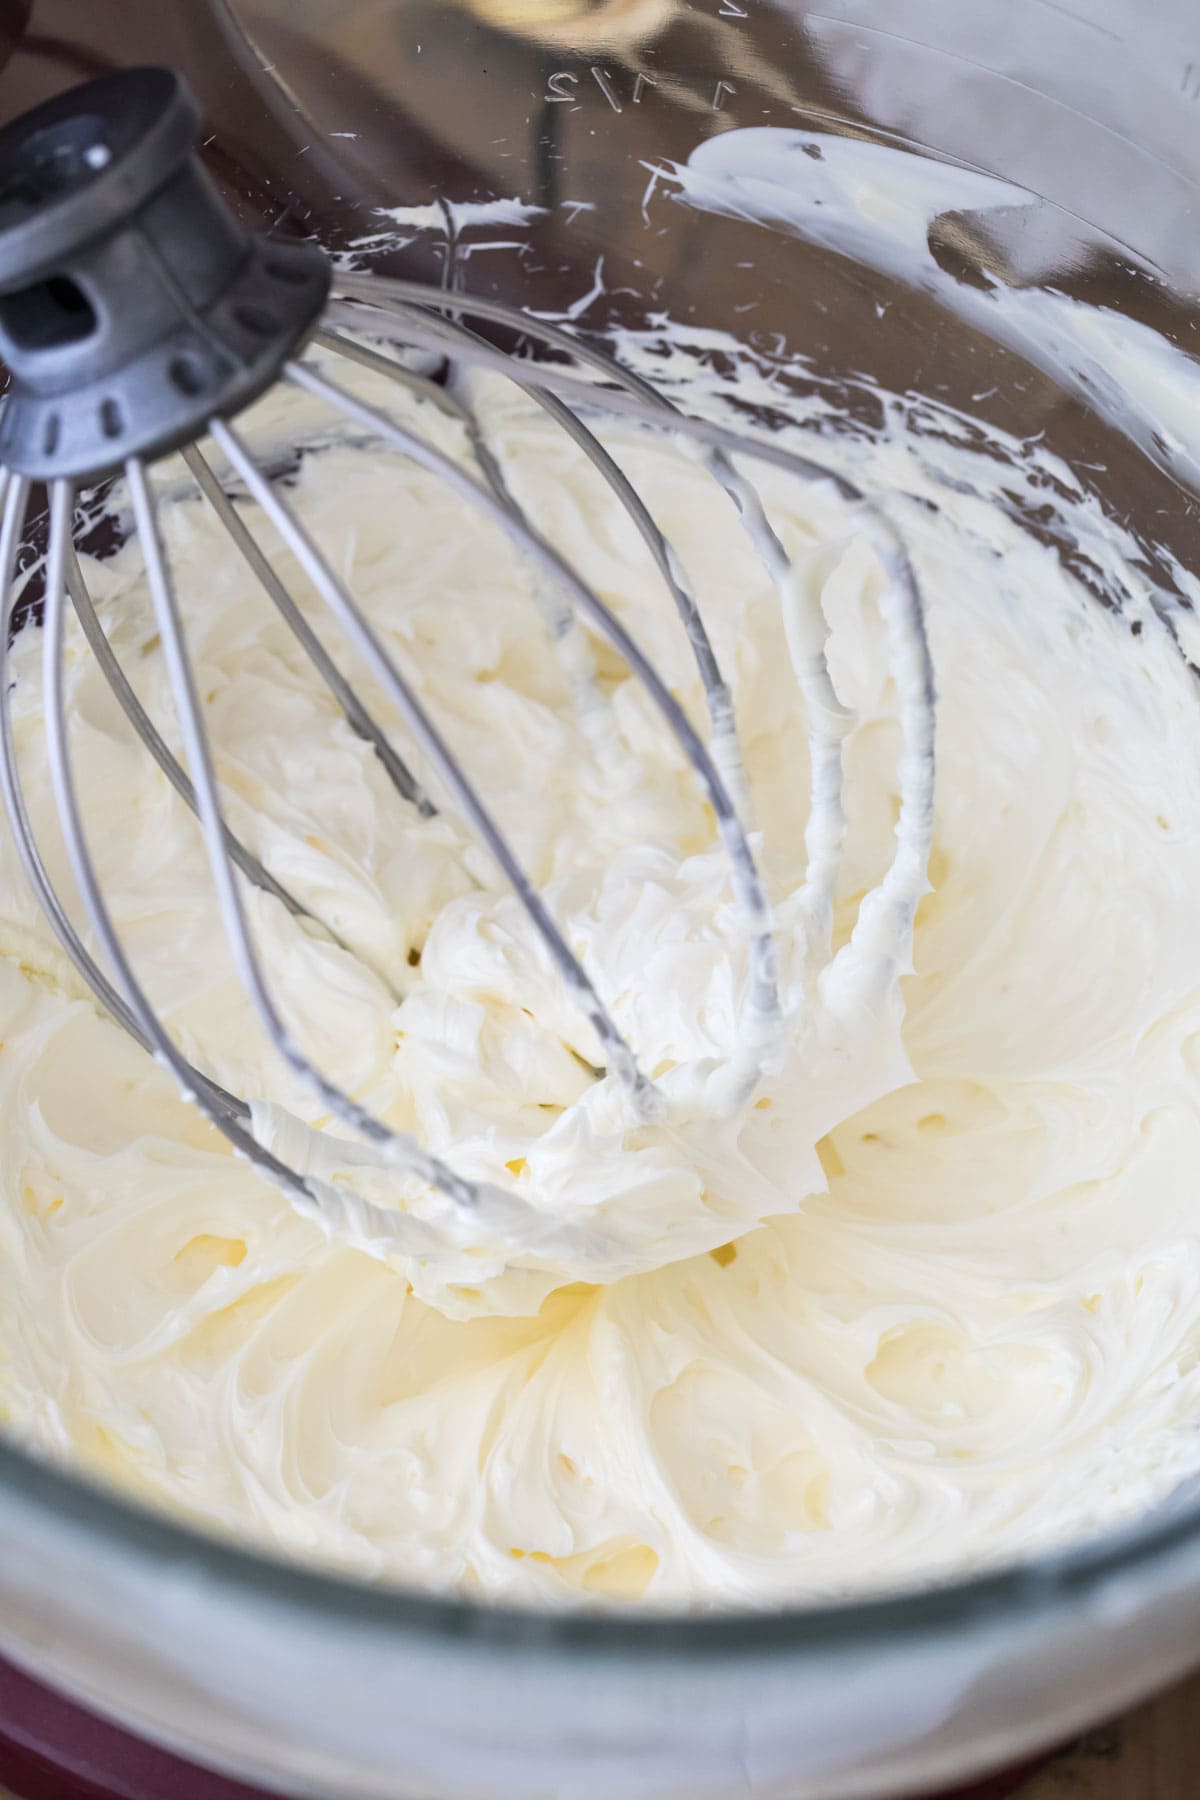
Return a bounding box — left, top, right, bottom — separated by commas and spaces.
2, 149, 1200, 1604
664, 126, 1200, 493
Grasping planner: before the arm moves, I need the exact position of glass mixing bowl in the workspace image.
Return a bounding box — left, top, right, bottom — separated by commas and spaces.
1, 1, 1199, 1795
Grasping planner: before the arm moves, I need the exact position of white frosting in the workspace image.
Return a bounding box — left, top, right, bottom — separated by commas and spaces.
2, 130, 1200, 1609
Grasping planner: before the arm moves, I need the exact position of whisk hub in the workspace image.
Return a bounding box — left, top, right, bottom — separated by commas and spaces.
0, 68, 329, 482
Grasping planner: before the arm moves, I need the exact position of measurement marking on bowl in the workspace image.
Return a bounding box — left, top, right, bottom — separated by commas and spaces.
590, 68, 623, 114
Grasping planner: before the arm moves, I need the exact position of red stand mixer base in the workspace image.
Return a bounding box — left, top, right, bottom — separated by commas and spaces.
0, 1651, 1051, 1800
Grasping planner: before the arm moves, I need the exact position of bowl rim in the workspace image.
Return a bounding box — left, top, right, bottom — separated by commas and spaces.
2, 1427, 1198, 1661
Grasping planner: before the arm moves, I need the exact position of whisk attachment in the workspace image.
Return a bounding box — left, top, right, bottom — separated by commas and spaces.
329, 275, 935, 1007
0, 68, 936, 1274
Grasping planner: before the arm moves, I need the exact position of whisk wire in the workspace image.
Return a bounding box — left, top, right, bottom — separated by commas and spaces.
64, 546, 322, 925
326, 284, 934, 1002
0, 472, 149, 1051
210, 405, 659, 1115
310, 325, 616, 768
361, 302, 752, 821
180, 441, 436, 819
125, 454, 488, 1202
35, 478, 329, 1189
285, 356, 783, 1105
332, 283, 852, 939
0, 474, 272, 1134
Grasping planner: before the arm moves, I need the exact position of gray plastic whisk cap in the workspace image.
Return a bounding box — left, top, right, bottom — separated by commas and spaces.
0, 66, 331, 482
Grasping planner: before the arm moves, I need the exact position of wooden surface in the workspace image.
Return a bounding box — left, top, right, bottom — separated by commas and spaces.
1011, 1670, 1200, 1799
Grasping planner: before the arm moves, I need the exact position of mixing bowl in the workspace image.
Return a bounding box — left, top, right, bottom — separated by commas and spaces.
1, 1, 1199, 1795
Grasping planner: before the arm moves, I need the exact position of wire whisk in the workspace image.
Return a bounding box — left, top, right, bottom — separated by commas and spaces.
0, 68, 935, 1265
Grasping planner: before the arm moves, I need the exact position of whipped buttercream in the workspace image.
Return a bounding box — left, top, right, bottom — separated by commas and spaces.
0, 251, 1199, 1607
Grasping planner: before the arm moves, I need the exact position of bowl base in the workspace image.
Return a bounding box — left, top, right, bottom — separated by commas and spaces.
0, 1649, 1054, 1800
